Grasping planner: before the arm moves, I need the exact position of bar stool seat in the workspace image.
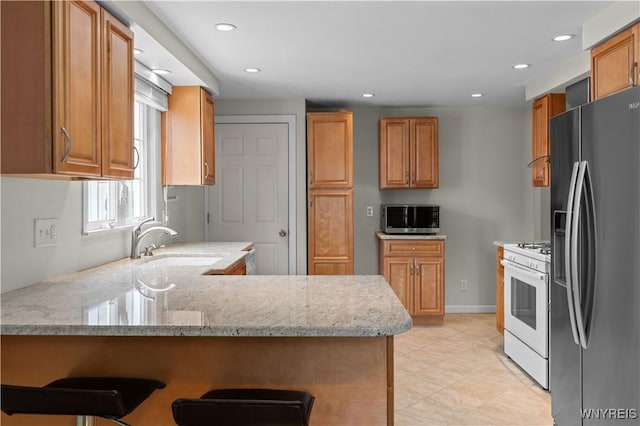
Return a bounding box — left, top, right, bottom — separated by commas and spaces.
1, 377, 165, 426
172, 388, 315, 426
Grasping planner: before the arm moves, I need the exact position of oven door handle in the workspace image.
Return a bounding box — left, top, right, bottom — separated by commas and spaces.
501, 259, 547, 282
564, 161, 581, 346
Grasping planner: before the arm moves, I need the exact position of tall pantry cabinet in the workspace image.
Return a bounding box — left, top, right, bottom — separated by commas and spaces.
307, 111, 354, 275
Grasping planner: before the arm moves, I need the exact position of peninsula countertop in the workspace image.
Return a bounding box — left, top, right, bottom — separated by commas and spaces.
1, 243, 412, 338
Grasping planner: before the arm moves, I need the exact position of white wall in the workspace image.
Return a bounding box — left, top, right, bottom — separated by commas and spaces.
0, 176, 206, 293
352, 106, 540, 309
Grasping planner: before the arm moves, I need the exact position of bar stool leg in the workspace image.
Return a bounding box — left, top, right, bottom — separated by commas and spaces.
76, 415, 130, 426
76, 416, 97, 426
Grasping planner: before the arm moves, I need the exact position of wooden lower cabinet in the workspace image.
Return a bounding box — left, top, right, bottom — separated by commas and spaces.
308, 189, 354, 275
225, 260, 246, 275
379, 238, 445, 324
496, 246, 504, 334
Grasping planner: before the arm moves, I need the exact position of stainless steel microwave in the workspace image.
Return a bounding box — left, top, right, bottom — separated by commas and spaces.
381, 204, 440, 235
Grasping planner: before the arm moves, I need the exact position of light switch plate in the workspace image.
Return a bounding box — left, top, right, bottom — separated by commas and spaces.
35, 218, 58, 247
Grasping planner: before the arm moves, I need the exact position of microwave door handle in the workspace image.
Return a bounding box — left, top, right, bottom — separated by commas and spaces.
565, 161, 581, 346
403, 207, 408, 227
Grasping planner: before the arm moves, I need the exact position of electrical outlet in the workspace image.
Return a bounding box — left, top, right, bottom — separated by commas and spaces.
35, 218, 58, 247
366, 206, 374, 217
460, 279, 468, 292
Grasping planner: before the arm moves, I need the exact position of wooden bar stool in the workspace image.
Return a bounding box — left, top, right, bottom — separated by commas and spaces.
172, 388, 315, 426
1, 377, 165, 426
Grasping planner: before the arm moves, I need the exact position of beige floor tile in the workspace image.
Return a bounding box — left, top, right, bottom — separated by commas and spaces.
394, 314, 553, 426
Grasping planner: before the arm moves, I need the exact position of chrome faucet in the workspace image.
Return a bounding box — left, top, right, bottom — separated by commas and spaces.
130, 218, 179, 259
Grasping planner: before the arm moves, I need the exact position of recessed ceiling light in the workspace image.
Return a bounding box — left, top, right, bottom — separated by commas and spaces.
244, 68, 261, 73
362, 93, 375, 98
151, 68, 171, 75
134, 48, 143, 55
471, 93, 483, 98
553, 34, 574, 42
513, 63, 530, 70
215, 23, 237, 32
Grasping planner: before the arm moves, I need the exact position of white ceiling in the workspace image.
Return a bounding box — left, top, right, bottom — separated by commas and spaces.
134, 1, 613, 108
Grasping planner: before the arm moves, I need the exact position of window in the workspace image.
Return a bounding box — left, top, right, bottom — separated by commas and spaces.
82, 100, 158, 233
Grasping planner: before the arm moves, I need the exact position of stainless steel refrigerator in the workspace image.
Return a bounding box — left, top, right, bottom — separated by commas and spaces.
550, 86, 640, 425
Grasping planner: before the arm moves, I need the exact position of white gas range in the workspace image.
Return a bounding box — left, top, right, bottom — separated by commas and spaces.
502, 242, 551, 389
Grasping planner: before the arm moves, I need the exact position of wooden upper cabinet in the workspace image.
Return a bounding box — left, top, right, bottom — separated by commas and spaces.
531, 93, 565, 187
379, 117, 439, 189
307, 111, 353, 189
163, 86, 216, 186
101, 8, 134, 179
591, 22, 640, 101
0, 0, 134, 179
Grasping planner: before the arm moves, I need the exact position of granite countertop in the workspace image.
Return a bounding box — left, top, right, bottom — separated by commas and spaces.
376, 231, 446, 240
1, 243, 412, 338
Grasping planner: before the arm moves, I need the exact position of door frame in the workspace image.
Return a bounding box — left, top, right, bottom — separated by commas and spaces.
208, 115, 297, 275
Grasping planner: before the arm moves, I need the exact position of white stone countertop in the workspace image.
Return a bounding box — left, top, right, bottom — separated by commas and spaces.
376, 231, 446, 240
1, 243, 412, 338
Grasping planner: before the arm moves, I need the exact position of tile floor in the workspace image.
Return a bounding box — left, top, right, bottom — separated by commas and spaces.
394, 313, 552, 425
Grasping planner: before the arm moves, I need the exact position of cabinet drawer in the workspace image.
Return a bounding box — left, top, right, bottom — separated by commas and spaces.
383, 240, 444, 257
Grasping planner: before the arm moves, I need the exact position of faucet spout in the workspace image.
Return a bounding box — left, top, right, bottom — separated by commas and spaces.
131, 225, 179, 259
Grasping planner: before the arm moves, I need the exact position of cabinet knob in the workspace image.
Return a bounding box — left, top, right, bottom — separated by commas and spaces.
279, 229, 288, 237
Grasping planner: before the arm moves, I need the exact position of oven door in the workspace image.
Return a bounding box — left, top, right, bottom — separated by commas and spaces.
502, 259, 549, 357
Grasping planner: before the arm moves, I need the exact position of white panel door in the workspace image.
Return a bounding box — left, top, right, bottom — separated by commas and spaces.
209, 123, 289, 275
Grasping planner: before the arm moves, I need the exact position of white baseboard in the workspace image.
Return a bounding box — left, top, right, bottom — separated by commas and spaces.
445, 305, 496, 314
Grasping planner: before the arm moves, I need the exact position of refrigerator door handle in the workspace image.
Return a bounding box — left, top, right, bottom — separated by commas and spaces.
565, 161, 581, 346
571, 161, 590, 349
575, 161, 598, 350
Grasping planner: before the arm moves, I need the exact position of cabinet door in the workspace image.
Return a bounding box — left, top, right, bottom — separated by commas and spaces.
382, 257, 413, 312
414, 257, 444, 316
531, 96, 549, 187
307, 111, 353, 189
308, 189, 353, 274
379, 118, 410, 189
591, 23, 639, 101
201, 90, 215, 185
496, 246, 504, 334
163, 86, 212, 185
411, 118, 438, 188
53, 0, 102, 177
101, 8, 134, 179
532, 94, 565, 187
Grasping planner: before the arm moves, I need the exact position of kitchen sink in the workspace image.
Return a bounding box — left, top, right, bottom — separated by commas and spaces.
150, 256, 224, 267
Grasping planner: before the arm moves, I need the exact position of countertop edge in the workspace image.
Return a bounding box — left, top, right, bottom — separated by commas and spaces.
375, 231, 446, 240
1, 317, 413, 338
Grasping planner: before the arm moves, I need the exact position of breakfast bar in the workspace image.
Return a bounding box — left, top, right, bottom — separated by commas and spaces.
1, 244, 412, 426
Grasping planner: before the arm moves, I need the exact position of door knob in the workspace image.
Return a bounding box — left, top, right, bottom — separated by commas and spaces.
279, 230, 288, 237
